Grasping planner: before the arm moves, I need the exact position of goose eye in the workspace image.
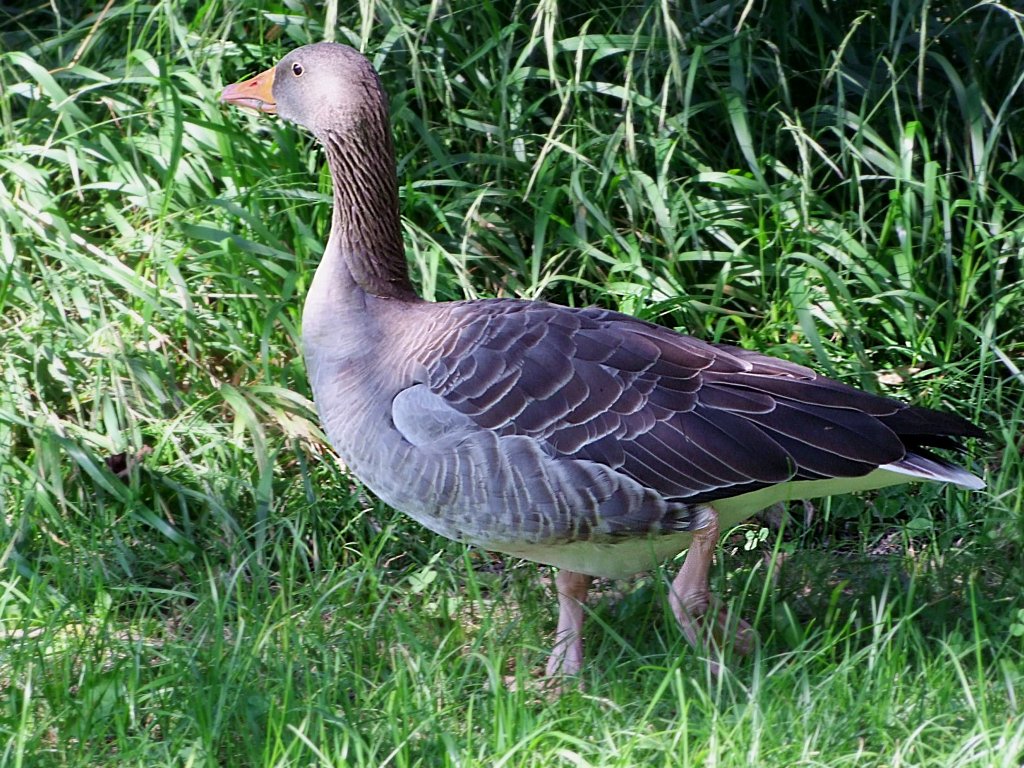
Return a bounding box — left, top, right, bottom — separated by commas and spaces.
292, 63, 304, 76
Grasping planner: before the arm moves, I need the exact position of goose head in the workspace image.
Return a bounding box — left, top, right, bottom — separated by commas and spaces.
220, 42, 387, 142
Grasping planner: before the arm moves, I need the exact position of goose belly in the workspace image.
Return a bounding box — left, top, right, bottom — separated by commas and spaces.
494, 532, 697, 579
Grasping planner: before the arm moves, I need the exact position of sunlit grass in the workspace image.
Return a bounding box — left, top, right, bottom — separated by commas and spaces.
1, 0, 1022, 765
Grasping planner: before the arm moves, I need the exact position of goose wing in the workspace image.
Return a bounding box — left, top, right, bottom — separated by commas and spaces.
422, 300, 977, 507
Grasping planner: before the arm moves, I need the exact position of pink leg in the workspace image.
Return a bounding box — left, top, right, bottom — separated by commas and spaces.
669, 508, 753, 674
544, 569, 593, 677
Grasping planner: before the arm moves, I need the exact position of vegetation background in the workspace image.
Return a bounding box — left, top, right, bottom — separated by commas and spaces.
1, 0, 1022, 765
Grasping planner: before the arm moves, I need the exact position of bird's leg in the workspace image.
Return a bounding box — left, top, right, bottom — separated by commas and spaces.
544, 569, 593, 678
669, 507, 753, 674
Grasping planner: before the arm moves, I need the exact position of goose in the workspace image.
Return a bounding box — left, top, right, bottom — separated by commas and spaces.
221, 42, 985, 679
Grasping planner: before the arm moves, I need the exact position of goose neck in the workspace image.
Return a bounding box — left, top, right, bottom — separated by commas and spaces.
319, 117, 417, 302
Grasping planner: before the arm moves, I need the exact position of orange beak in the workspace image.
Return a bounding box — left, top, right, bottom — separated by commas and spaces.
221, 65, 277, 113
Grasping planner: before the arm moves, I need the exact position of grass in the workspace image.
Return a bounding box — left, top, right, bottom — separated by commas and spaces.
1, 0, 1023, 765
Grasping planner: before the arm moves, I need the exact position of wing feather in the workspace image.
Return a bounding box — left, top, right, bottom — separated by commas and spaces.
421, 299, 981, 509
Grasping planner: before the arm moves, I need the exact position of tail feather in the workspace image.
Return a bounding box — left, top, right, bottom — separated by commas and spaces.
881, 404, 986, 452
882, 452, 985, 490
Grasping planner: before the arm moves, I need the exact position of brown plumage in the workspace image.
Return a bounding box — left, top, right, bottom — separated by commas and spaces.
222, 42, 984, 679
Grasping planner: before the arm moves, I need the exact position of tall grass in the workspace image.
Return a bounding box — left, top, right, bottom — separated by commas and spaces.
1, 1, 1022, 765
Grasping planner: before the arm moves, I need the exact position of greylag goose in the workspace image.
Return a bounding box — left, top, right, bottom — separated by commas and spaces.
221, 42, 985, 678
